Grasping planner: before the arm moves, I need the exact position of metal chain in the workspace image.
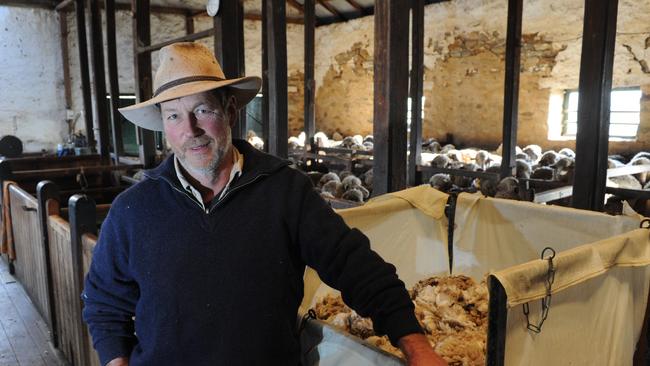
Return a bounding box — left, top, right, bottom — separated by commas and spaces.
523, 247, 556, 333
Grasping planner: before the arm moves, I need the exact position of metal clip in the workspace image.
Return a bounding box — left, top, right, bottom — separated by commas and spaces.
641, 219, 650, 229
299, 309, 317, 334
76, 167, 89, 190
523, 247, 556, 333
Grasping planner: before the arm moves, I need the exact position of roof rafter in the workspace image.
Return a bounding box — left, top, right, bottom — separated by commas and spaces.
287, 0, 304, 14
345, 0, 369, 15
317, 0, 345, 21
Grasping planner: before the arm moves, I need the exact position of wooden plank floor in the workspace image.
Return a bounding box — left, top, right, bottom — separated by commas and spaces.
0, 259, 69, 366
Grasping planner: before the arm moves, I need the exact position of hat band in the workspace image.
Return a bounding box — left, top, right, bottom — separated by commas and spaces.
153, 75, 225, 97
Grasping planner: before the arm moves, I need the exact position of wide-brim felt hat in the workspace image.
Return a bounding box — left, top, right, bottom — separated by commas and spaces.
119, 42, 262, 131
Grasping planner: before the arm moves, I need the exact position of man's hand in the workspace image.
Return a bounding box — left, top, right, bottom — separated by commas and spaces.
106, 357, 129, 366
398, 333, 447, 366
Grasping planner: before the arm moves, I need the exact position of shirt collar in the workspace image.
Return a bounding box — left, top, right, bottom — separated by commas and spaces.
174, 145, 244, 210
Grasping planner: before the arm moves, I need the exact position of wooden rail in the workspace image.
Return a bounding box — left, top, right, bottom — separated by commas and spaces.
8, 184, 52, 329
40, 180, 102, 366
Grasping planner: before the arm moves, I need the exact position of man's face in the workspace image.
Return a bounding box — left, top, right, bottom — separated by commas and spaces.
160, 90, 233, 176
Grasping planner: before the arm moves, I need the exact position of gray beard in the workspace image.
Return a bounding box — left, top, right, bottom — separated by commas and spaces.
176, 128, 232, 182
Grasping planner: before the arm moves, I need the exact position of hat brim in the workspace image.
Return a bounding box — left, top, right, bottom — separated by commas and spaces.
119, 76, 262, 131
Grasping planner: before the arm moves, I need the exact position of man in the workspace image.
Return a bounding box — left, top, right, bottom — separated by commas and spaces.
82, 42, 446, 366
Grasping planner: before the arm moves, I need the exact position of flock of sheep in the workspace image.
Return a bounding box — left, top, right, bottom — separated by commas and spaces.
247, 131, 650, 209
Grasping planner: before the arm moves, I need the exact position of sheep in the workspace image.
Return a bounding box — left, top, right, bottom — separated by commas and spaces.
341, 175, 363, 191
319, 172, 340, 187
558, 148, 576, 158
478, 177, 498, 197
432, 154, 451, 169
538, 151, 560, 167
523, 145, 542, 163
475, 150, 491, 170
531, 166, 555, 180
314, 131, 330, 147
608, 158, 625, 169
440, 144, 456, 154
247, 130, 264, 150
516, 159, 532, 179
495, 177, 520, 200
342, 188, 364, 202
429, 174, 453, 192
608, 175, 642, 190
630, 157, 650, 186
322, 180, 344, 198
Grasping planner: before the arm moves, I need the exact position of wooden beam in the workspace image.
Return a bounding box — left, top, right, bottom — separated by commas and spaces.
408, 0, 424, 187
346, 0, 368, 15
106, 0, 124, 160
75, 0, 95, 151
373, 0, 409, 195
132, 0, 156, 168
572, 0, 619, 211
499, 0, 523, 179
67, 194, 96, 366
88, 0, 111, 164
137, 28, 215, 54
262, 1, 269, 152
287, 0, 304, 13
317, 0, 345, 21
486, 275, 507, 366
0, 0, 56, 9
35, 181, 60, 346
214, 0, 246, 139
54, 0, 73, 11
185, 11, 194, 34
264, 0, 289, 158
59, 11, 72, 109
304, 0, 316, 141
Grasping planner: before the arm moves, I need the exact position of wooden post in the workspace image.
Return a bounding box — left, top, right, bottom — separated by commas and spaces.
262, 0, 269, 151
36, 180, 60, 347
407, 0, 424, 187
264, 0, 288, 158
499, 0, 523, 179
486, 275, 507, 366
372, 0, 410, 195
68, 194, 97, 366
106, 0, 124, 162
75, 0, 95, 151
185, 11, 194, 34
572, 0, 619, 211
88, 0, 111, 165
304, 0, 316, 142
58, 11, 72, 111
214, 0, 247, 140
132, 0, 157, 168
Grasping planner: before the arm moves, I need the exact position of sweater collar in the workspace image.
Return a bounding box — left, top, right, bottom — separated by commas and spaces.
144, 139, 290, 191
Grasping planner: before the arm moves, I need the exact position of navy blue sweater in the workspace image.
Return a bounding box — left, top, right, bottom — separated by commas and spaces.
82, 140, 421, 366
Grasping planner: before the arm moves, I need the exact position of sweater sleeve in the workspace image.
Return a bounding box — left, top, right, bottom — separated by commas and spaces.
82, 206, 139, 365
294, 175, 423, 345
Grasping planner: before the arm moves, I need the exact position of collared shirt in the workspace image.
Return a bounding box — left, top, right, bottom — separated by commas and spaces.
174, 146, 244, 211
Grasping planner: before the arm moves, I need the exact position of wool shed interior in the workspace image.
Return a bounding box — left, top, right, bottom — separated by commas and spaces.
0, 1, 649, 366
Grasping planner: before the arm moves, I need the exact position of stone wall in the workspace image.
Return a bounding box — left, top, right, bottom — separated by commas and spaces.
0, 7, 65, 152
0, 4, 304, 153
311, 0, 650, 155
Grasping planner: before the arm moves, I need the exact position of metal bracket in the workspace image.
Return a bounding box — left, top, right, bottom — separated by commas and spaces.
523, 247, 556, 333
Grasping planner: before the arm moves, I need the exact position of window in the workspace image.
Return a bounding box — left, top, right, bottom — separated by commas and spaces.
562, 88, 642, 139
407, 96, 426, 132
